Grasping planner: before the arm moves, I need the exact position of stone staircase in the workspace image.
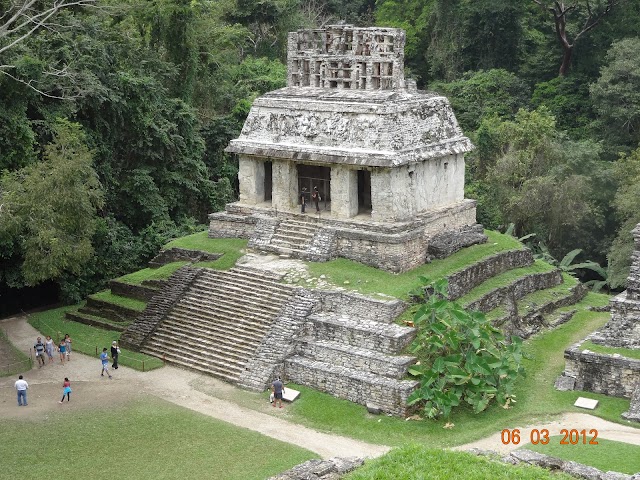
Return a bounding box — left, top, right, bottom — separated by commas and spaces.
140, 266, 295, 383
268, 218, 320, 257
285, 311, 419, 416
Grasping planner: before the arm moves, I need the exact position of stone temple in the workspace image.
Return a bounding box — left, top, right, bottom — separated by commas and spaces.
209, 25, 485, 271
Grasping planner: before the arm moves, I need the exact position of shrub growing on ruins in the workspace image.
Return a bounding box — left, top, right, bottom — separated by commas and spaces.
407, 278, 525, 419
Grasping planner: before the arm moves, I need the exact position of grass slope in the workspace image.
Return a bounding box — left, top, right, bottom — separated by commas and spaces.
303, 230, 523, 299
0, 397, 316, 480
29, 305, 163, 371
344, 445, 573, 480
523, 437, 640, 474
578, 340, 640, 360
90, 289, 147, 311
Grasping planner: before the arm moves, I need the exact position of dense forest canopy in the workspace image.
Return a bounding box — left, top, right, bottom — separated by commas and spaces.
1, 0, 639, 304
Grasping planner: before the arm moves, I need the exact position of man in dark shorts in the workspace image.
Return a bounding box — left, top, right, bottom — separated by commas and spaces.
34, 337, 46, 367
272, 377, 285, 408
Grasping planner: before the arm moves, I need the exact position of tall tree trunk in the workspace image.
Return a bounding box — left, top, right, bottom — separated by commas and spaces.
559, 44, 573, 76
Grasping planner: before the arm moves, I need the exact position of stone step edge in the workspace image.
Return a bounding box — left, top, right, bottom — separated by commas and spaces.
150, 330, 257, 359
285, 356, 420, 389
141, 350, 240, 383
165, 311, 271, 340
297, 337, 417, 367
143, 339, 249, 369
156, 320, 263, 348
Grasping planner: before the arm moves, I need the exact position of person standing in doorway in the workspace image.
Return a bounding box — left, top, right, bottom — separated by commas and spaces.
300, 187, 307, 213
100, 348, 112, 379
271, 377, 285, 408
111, 341, 120, 369
59, 377, 72, 403
15, 375, 28, 406
34, 337, 46, 367
312, 186, 321, 212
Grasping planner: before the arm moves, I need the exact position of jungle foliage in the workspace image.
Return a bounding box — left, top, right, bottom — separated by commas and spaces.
408, 278, 525, 419
0, 0, 639, 302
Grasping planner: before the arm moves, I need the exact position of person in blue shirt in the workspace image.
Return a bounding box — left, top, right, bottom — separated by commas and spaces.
100, 348, 112, 379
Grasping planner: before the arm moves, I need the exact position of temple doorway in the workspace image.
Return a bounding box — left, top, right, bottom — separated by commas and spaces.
264, 161, 272, 201
358, 169, 372, 214
297, 164, 330, 210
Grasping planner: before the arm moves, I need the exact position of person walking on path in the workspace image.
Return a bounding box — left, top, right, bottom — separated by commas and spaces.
100, 348, 112, 379
59, 377, 72, 403
111, 341, 120, 369
15, 375, 28, 406
312, 186, 321, 212
271, 377, 285, 408
34, 337, 46, 367
64, 334, 72, 361
58, 340, 66, 364
45, 336, 55, 364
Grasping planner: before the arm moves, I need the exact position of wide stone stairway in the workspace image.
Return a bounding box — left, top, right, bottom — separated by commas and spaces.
268, 218, 320, 257
140, 266, 295, 382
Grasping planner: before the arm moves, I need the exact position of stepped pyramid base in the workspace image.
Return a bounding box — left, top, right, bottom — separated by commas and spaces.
209, 201, 484, 273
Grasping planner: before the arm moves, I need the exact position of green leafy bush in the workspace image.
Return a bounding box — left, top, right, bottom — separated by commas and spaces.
407, 278, 525, 419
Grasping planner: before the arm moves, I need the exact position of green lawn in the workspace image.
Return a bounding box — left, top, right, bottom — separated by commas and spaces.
0, 397, 316, 480
29, 305, 164, 371
344, 444, 574, 480
578, 340, 640, 360
523, 436, 640, 474
165, 233, 248, 269
117, 261, 190, 285
0, 329, 31, 376
90, 289, 147, 311
303, 230, 525, 299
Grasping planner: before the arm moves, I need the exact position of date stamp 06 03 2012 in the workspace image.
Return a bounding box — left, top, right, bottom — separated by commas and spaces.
501, 428, 599, 446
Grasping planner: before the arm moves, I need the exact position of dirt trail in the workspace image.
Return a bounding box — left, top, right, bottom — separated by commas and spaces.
2, 315, 638, 460
0, 315, 389, 459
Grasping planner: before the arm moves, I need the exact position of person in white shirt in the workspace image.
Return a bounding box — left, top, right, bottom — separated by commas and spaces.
15, 375, 28, 406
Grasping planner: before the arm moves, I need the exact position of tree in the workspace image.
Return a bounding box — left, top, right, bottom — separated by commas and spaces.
0, 0, 97, 94
0, 119, 104, 285
532, 0, 621, 76
474, 108, 612, 261
407, 278, 525, 419
590, 37, 640, 152
607, 146, 640, 288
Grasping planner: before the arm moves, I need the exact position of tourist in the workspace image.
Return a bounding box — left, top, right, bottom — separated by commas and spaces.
64, 334, 72, 360
111, 341, 120, 369
58, 339, 66, 364
15, 375, 28, 406
59, 377, 72, 404
45, 335, 55, 364
271, 377, 285, 408
34, 337, 46, 367
312, 186, 321, 212
300, 187, 307, 213
100, 348, 112, 379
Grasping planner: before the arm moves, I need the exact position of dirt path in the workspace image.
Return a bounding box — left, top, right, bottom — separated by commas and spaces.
454, 412, 640, 454
3, 315, 638, 460
0, 315, 389, 459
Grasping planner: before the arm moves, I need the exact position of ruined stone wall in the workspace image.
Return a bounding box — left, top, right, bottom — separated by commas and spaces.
208, 211, 255, 239
414, 153, 465, 212
284, 359, 418, 417
109, 280, 159, 302
148, 247, 221, 268
564, 344, 640, 398
466, 271, 563, 314
446, 250, 534, 300
310, 290, 406, 322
